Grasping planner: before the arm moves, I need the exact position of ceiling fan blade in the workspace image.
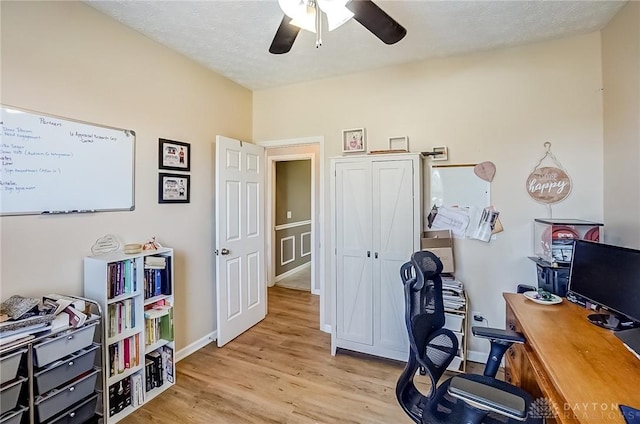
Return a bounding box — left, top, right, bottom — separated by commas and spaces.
348, 0, 406, 45
269, 15, 301, 54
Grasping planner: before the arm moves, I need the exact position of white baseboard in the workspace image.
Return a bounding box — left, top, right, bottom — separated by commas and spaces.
176, 331, 217, 362
322, 324, 331, 334
275, 261, 311, 282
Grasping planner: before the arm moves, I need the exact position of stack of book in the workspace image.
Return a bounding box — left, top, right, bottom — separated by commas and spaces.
144, 301, 173, 346
108, 299, 135, 337
145, 346, 174, 392
108, 377, 132, 417
143, 256, 171, 298
442, 275, 466, 311
107, 260, 137, 298
108, 334, 140, 377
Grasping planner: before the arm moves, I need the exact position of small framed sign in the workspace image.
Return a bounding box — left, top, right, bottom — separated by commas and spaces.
388, 136, 409, 151
342, 128, 366, 153
159, 138, 190, 172
159, 173, 190, 204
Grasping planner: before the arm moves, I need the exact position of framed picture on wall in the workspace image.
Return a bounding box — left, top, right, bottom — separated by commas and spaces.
159, 138, 190, 171
342, 128, 366, 153
158, 173, 190, 203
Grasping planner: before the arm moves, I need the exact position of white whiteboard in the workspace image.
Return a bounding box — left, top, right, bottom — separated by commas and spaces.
1, 105, 135, 216
430, 164, 490, 208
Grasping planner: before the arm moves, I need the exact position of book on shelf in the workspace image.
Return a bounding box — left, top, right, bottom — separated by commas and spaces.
131, 373, 144, 406
108, 377, 132, 417
161, 346, 174, 384
145, 350, 163, 390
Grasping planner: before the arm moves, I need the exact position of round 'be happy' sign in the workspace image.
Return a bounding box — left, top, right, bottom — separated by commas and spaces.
526, 166, 571, 204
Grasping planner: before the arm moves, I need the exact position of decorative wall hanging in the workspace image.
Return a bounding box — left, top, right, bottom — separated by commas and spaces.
526, 142, 572, 204
342, 128, 366, 153
159, 138, 191, 172
474, 161, 496, 182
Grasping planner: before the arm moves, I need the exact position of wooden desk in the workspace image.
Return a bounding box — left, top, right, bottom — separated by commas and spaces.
504, 293, 640, 424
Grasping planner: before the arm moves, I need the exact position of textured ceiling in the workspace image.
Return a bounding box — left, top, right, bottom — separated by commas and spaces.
86, 0, 627, 91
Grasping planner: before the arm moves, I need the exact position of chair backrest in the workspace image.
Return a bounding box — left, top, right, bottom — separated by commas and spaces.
399, 251, 459, 400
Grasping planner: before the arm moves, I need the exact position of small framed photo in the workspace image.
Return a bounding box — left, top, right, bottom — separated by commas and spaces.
342, 128, 366, 153
159, 173, 190, 204
159, 138, 190, 171
388, 136, 409, 151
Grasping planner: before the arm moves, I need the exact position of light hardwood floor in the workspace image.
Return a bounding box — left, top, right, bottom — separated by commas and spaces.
275, 265, 311, 291
121, 287, 482, 424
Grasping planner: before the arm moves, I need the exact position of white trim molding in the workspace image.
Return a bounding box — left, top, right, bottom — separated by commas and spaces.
176, 330, 217, 362
275, 261, 311, 282
301, 232, 311, 257
274, 220, 311, 231
257, 135, 327, 331
280, 235, 295, 266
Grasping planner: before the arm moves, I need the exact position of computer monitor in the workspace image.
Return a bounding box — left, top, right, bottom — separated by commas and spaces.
567, 240, 640, 331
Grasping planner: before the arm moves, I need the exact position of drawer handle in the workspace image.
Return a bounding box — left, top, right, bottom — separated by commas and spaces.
508, 323, 516, 331
508, 347, 515, 358
69, 386, 75, 392
67, 335, 74, 340
68, 361, 74, 366
69, 412, 76, 418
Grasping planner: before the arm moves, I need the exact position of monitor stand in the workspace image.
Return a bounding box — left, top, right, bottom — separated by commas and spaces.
588, 313, 624, 330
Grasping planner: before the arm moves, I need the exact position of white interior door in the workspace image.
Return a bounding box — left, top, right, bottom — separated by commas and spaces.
215, 135, 266, 347
335, 161, 373, 345
372, 159, 414, 352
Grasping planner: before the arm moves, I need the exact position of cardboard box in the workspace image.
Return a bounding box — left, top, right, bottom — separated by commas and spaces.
421, 230, 454, 273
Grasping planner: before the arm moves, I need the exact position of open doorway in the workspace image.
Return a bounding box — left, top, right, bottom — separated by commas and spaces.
272, 159, 312, 292
257, 137, 327, 332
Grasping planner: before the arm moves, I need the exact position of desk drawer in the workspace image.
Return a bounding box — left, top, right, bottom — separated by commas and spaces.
33, 324, 97, 368
34, 369, 98, 422
34, 345, 99, 395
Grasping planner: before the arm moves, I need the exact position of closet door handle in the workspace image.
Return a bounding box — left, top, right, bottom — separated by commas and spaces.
374, 252, 378, 259
367, 251, 371, 258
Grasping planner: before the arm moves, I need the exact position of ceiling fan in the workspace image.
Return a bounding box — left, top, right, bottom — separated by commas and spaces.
269, 0, 407, 54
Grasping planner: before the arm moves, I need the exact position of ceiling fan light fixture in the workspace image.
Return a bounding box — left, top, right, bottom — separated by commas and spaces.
317, 0, 354, 31
279, 0, 318, 33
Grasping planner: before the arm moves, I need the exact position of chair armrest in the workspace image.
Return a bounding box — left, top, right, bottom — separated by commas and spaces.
447, 376, 527, 421
472, 326, 525, 344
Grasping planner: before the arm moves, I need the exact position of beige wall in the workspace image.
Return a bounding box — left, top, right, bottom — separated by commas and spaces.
275, 160, 312, 276
254, 33, 605, 358
0, 2, 252, 351
602, 0, 640, 249
275, 160, 312, 224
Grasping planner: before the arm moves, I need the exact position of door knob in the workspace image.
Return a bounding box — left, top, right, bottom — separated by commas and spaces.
220, 248, 230, 255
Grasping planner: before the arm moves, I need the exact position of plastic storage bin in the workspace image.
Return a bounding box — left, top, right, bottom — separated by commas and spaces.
0, 376, 27, 415
0, 348, 26, 385
33, 323, 97, 367
34, 344, 99, 395
444, 313, 464, 332
0, 405, 27, 424
533, 219, 603, 265
34, 369, 99, 422
45, 393, 99, 424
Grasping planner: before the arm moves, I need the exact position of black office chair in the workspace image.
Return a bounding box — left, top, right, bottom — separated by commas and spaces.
396, 251, 542, 424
